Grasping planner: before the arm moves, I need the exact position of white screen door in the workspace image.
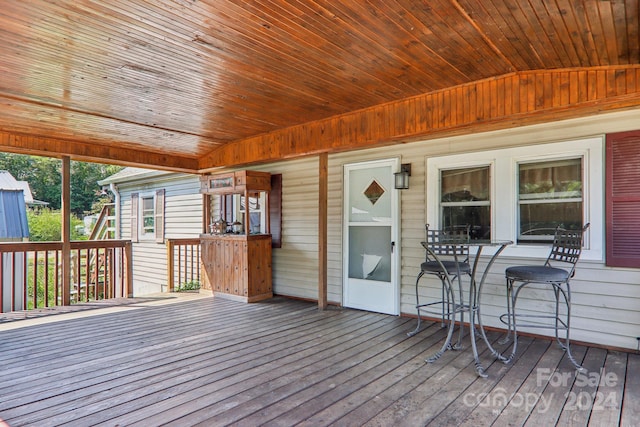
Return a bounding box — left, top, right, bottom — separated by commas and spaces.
343, 159, 400, 315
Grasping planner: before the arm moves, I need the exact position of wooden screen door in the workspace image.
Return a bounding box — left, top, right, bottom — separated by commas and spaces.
343, 159, 400, 315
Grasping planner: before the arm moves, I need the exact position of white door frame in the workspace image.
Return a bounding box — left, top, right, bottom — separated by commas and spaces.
342, 158, 401, 315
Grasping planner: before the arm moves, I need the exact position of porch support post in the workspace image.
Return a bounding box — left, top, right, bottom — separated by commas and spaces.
61, 156, 71, 305
318, 153, 328, 310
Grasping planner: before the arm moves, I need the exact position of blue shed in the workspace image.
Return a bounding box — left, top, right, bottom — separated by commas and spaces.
0, 189, 30, 240
0, 189, 29, 312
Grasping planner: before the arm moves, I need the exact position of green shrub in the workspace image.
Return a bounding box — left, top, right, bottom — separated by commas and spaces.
176, 280, 201, 292
27, 209, 86, 241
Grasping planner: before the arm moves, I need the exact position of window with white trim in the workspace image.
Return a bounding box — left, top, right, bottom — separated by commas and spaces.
131, 189, 165, 243
427, 138, 603, 260
229, 192, 267, 234
140, 194, 155, 238
440, 165, 491, 240
517, 158, 583, 243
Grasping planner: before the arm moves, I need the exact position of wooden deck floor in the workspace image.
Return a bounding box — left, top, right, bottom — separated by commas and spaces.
0, 294, 638, 426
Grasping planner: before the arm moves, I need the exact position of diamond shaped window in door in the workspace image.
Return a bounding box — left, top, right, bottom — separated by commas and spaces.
364, 180, 385, 205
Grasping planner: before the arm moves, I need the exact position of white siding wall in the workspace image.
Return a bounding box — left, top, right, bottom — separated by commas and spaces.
329, 110, 640, 349
260, 109, 640, 350
117, 173, 202, 295
116, 109, 640, 351
250, 159, 324, 300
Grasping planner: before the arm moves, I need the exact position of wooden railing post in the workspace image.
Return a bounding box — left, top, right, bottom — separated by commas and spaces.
125, 240, 133, 298
167, 239, 175, 292
61, 156, 71, 306
318, 153, 328, 310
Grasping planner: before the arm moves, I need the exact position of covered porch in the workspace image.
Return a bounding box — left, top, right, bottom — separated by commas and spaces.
1, 293, 637, 426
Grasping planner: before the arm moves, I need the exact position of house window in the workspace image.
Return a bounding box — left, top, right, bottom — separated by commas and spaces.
427, 138, 603, 260
518, 158, 583, 243
440, 166, 491, 240
141, 195, 155, 237
130, 189, 165, 243
234, 192, 267, 234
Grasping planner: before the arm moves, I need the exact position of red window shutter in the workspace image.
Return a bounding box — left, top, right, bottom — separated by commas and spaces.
606, 131, 640, 267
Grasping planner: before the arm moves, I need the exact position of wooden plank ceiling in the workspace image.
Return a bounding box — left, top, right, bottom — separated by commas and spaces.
0, 0, 638, 172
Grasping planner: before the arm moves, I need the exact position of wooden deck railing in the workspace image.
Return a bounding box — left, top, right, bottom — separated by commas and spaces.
0, 240, 132, 313
166, 238, 201, 292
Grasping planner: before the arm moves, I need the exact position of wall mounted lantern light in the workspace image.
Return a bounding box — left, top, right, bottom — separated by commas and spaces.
394, 163, 411, 190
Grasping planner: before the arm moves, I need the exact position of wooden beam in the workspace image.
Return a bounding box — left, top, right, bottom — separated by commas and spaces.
0, 131, 199, 173
318, 153, 328, 310
199, 66, 640, 170
61, 156, 71, 306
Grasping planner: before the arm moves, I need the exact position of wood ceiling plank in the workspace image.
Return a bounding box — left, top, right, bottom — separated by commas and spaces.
406, 0, 511, 77
201, 1, 405, 101
200, 67, 640, 170
525, 0, 581, 66
581, 0, 612, 65
0, 95, 215, 157
498, 0, 562, 68
311, 1, 466, 88
0, 1, 637, 169
455, 0, 536, 70
625, 0, 640, 64
598, 0, 623, 65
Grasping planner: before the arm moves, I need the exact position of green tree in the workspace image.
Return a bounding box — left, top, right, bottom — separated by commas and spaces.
71, 161, 122, 215
0, 154, 61, 208
0, 153, 123, 215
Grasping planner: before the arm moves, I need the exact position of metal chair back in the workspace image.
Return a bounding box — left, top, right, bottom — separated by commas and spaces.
544, 223, 590, 276
423, 224, 470, 263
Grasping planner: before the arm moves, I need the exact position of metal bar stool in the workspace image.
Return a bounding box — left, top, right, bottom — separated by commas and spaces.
407, 224, 471, 351
500, 223, 590, 370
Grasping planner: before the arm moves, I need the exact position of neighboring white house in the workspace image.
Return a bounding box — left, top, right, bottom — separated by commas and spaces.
0, 170, 48, 209
98, 168, 203, 295
100, 109, 640, 352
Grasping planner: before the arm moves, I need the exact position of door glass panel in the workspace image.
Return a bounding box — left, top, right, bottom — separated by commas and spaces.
348, 226, 391, 282
349, 167, 391, 223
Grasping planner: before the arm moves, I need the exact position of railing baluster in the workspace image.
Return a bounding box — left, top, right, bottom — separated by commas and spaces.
10, 252, 16, 312
84, 247, 89, 301
190, 244, 194, 284
0, 240, 130, 312
55, 250, 59, 306
178, 244, 182, 289
165, 238, 201, 293
22, 251, 28, 310
33, 251, 38, 309
44, 250, 49, 307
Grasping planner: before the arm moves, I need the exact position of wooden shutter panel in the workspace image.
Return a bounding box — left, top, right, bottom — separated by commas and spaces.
270, 174, 282, 248
155, 189, 165, 243
130, 193, 139, 243
606, 131, 640, 267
